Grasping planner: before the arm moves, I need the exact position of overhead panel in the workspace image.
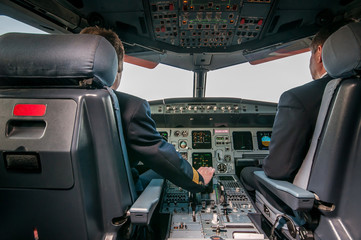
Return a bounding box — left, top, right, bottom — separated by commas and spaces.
149, 0, 272, 48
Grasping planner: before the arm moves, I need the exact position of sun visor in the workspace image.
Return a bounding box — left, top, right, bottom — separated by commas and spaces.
245, 38, 311, 65
124, 53, 159, 69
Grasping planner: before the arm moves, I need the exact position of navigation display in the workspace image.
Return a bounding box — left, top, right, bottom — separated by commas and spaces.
232, 131, 253, 150
257, 131, 272, 150
192, 153, 213, 168
192, 131, 212, 149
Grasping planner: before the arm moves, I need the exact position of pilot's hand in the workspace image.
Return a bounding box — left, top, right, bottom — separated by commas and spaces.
197, 167, 215, 185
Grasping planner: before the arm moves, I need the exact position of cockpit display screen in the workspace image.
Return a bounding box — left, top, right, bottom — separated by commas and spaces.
192, 131, 212, 149
232, 131, 253, 150
192, 153, 213, 169
159, 131, 168, 142
257, 131, 272, 150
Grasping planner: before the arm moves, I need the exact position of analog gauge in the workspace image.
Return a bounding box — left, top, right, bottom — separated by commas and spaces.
174, 130, 181, 137
181, 130, 188, 137
179, 140, 188, 149
224, 155, 232, 162
217, 163, 227, 173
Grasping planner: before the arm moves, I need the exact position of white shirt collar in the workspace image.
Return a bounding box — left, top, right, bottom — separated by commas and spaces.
320, 72, 327, 79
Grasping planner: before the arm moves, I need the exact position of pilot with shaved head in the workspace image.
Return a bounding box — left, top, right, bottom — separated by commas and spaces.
240, 22, 348, 193
80, 26, 215, 193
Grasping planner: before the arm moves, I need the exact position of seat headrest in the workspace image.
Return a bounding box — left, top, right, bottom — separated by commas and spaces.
323, 22, 361, 78
0, 33, 118, 88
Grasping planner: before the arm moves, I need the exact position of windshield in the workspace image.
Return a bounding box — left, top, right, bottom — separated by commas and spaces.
121, 52, 311, 102
121, 63, 193, 101
206, 53, 311, 102
1, 15, 311, 103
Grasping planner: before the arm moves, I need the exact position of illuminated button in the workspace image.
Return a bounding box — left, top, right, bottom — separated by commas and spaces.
212, 213, 219, 224
213, 106, 217, 111
240, 18, 245, 25
194, 106, 198, 111
161, 26, 166, 32
258, 19, 263, 25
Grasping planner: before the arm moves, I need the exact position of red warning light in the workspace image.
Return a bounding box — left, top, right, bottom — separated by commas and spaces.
258, 19, 263, 25
13, 104, 46, 117
33, 228, 39, 240
169, 3, 174, 10
240, 18, 245, 24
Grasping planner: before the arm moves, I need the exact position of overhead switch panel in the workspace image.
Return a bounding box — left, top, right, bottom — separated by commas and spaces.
149, 0, 272, 48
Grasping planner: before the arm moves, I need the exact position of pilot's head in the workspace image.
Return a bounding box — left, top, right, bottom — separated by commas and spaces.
80, 26, 124, 90
309, 20, 351, 80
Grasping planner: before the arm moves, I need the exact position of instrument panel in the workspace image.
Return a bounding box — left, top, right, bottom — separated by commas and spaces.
157, 127, 272, 174
152, 100, 274, 239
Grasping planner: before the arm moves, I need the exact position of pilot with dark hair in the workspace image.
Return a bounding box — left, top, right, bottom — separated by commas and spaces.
241, 22, 346, 191
80, 26, 215, 193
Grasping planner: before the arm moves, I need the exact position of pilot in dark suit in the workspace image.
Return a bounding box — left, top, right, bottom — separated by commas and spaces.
241, 25, 341, 190
80, 26, 215, 193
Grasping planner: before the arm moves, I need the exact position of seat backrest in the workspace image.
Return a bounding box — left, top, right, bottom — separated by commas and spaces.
293, 78, 342, 189
0, 33, 136, 240
303, 22, 361, 240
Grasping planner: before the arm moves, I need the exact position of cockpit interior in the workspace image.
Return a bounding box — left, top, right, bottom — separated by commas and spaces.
1, 0, 361, 240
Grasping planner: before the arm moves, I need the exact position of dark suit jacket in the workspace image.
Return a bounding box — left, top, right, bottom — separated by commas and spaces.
263, 75, 333, 181
114, 91, 205, 193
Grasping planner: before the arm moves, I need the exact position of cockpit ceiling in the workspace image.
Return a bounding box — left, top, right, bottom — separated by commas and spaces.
1, 0, 360, 70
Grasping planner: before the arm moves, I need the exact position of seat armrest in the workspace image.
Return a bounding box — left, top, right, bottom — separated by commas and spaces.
254, 171, 314, 211
128, 179, 164, 225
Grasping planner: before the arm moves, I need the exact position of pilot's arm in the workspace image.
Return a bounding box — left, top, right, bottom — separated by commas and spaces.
263, 90, 314, 181
122, 96, 210, 193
